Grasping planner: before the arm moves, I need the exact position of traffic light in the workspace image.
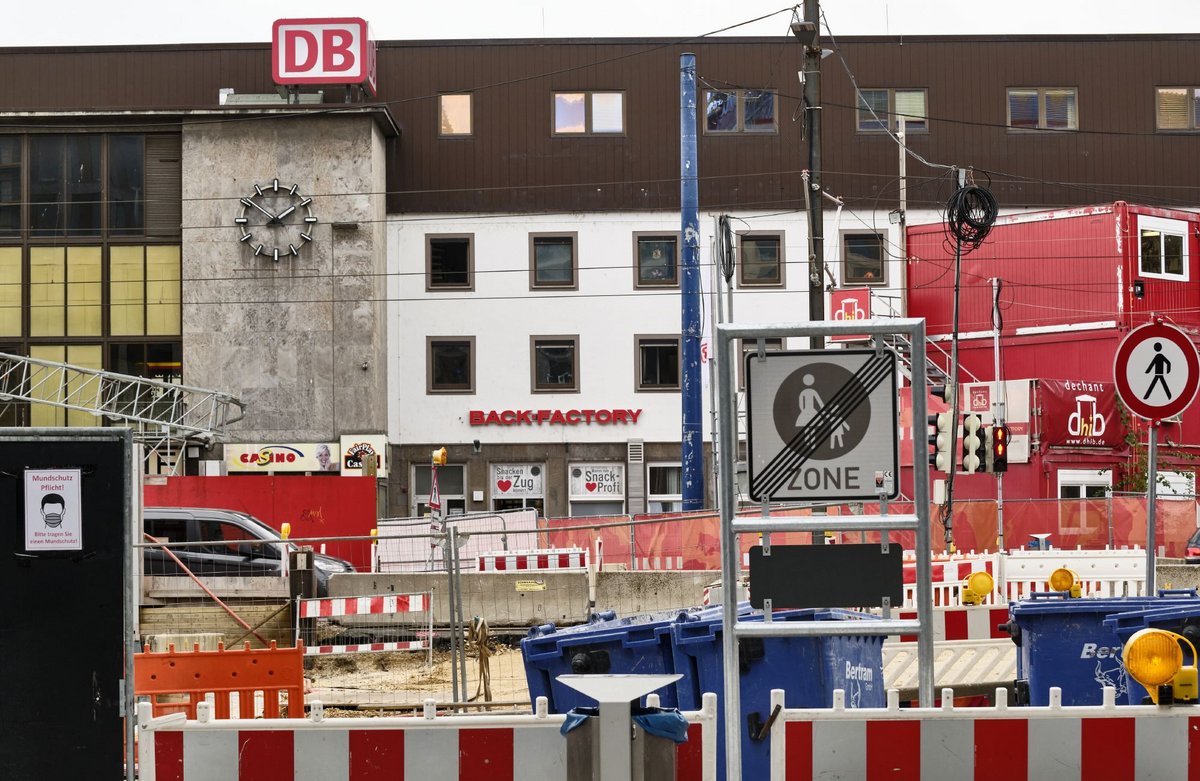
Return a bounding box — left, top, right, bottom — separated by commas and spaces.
927, 411, 957, 473
961, 413, 985, 474
431, 447, 447, 465
989, 424, 1009, 474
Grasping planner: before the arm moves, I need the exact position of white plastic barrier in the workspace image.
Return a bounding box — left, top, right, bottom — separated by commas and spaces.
768, 686, 1200, 780
137, 693, 719, 781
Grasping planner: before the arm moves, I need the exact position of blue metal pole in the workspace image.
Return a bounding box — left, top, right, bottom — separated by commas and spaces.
680, 53, 704, 510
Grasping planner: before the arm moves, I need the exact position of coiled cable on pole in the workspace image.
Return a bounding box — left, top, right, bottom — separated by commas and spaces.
945, 184, 998, 251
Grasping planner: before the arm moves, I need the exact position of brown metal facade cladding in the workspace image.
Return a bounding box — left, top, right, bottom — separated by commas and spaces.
0, 35, 1198, 213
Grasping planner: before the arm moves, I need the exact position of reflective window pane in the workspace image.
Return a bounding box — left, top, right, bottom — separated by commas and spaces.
0, 248, 20, 337
591, 93, 624, 133
533, 236, 575, 286
439, 94, 472, 136
534, 339, 576, 390
705, 91, 737, 132
637, 236, 677, 285
638, 338, 679, 389
895, 89, 927, 132
109, 246, 145, 336
146, 245, 181, 336
1141, 230, 1162, 274
857, 89, 889, 131
1165, 233, 1185, 276
844, 234, 885, 284
30, 136, 64, 236
740, 236, 782, 285
1008, 90, 1039, 129
554, 93, 586, 133
429, 237, 472, 288
1044, 90, 1077, 130
430, 340, 473, 392
743, 90, 776, 132
29, 247, 64, 336
65, 135, 101, 236
1157, 88, 1189, 130
66, 246, 101, 336
109, 134, 145, 235
0, 137, 19, 237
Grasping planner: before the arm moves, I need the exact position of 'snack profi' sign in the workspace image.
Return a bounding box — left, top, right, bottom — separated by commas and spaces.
272, 18, 377, 96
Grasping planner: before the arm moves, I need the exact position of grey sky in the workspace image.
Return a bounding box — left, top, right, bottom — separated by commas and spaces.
3, 1, 1198, 47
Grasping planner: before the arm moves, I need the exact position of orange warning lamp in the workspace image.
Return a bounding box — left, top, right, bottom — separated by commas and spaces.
431, 447, 447, 466
1124, 628, 1198, 704
1048, 567, 1081, 598
961, 570, 994, 606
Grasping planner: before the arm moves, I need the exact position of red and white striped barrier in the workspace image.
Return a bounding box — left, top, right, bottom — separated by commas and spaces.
298, 592, 430, 619
137, 693, 719, 781
476, 548, 587, 572
894, 606, 1010, 642
298, 592, 432, 657
767, 686, 1200, 781
308, 641, 427, 656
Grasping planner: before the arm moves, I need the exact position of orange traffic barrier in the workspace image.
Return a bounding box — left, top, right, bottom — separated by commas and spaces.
135, 640, 305, 719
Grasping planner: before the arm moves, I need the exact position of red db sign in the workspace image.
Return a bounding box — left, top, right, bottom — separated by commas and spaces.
272, 18, 377, 96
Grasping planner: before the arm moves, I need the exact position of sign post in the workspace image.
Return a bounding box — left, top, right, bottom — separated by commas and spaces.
1113, 319, 1200, 595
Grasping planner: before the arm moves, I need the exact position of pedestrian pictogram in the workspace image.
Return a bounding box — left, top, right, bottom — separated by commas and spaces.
746, 349, 899, 501
1114, 321, 1200, 422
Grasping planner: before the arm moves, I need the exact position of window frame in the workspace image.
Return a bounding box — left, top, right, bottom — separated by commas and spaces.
1156, 87, 1200, 132
702, 89, 778, 135
530, 334, 580, 393
646, 462, 683, 514
426, 335, 476, 395
437, 93, 474, 137
1137, 216, 1190, 282
1006, 87, 1079, 131
425, 233, 475, 292
551, 91, 626, 136
635, 334, 682, 392
632, 232, 680, 289
855, 88, 929, 134
841, 231, 888, 286
737, 231, 785, 288
528, 232, 579, 290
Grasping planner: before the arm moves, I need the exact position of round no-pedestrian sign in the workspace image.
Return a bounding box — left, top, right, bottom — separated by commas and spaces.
1113, 321, 1200, 422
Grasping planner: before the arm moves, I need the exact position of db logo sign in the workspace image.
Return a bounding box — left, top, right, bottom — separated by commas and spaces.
272, 18, 378, 96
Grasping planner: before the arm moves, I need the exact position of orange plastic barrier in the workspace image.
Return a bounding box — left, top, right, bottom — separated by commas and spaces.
134, 640, 305, 719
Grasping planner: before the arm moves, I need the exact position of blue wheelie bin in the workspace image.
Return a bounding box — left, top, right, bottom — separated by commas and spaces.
670, 607, 886, 781
1005, 590, 1200, 706
521, 603, 749, 712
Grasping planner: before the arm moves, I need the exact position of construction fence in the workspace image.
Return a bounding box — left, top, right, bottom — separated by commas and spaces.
134, 496, 1198, 714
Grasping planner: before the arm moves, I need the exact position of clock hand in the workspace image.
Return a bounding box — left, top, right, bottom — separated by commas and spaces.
275, 205, 297, 222
240, 197, 277, 221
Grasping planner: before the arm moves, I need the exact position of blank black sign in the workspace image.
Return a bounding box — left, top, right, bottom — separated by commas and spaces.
749, 544, 903, 609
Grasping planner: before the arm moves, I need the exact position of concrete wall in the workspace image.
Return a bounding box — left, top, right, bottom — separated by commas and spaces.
330, 570, 717, 627
182, 114, 388, 442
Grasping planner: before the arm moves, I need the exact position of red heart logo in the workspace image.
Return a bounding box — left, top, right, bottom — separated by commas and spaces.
497, 480, 512, 492
585, 482, 598, 492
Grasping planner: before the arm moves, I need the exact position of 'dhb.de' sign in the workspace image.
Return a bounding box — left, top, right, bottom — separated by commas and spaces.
272, 18, 377, 96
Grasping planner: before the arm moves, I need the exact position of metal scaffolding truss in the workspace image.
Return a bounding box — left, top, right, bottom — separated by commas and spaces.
0, 351, 245, 473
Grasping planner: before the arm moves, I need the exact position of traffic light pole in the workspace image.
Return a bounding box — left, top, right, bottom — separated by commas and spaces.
992, 277, 1006, 550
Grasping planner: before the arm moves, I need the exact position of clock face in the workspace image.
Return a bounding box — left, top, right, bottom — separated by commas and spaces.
235, 179, 317, 261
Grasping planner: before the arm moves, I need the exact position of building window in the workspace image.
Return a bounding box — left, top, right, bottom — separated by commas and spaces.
1007, 88, 1077, 130
856, 88, 927, 133
636, 335, 680, 391
0, 137, 21, 236
842, 233, 886, 285
1157, 88, 1200, 131
413, 463, 466, 517
491, 463, 546, 515
704, 89, 777, 133
439, 94, 473, 136
568, 462, 625, 517
1139, 216, 1189, 280
427, 337, 475, 393
531, 336, 579, 392
30, 134, 102, 237
647, 463, 683, 513
553, 92, 625, 135
739, 337, 783, 390
738, 233, 784, 286
426, 234, 474, 290
633, 234, 678, 287
529, 233, 578, 289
